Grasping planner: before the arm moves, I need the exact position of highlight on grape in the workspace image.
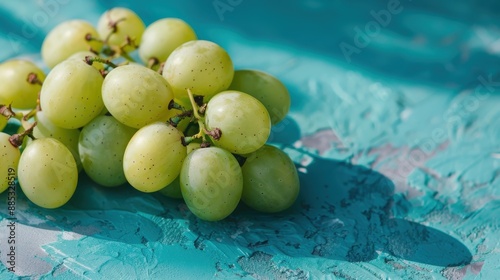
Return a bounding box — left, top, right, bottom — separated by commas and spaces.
0, 7, 300, 221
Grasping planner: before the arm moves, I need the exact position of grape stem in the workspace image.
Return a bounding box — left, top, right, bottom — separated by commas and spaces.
0, 104, 24, 121
187, 89, 202, 120
147, 57, 159, 69
9, 121, 36, 148
27, 73, 43, 85
85, 56, 119, 68
181, 89, 222, 146
85, 33, 103, 43
0, 104, 16, 119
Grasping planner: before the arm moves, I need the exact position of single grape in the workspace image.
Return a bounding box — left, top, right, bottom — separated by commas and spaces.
68, 51, 106, 71
42, 20, 103, 69
123, 122, 186, 192
33, 110, 83, 172
229, 69, 291, 125
0, 59, 45, 109
18, 138, 78, 208
162, 40, 234, 103
205, 90, 271, 154
102, 64, 174, 129
40, 58, 104, 129
180, 147, 243, 221
79, 115, 136, 187
158, 176, 183, 199
139, 18, 197, 65
0, 132, 21, 194
97, 7, 145, 52
241, 145, 300, 213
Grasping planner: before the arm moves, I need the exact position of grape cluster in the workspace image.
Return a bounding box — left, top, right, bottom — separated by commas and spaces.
0, 7, 300, 221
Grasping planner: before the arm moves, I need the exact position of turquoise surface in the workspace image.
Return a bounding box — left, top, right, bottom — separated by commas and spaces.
1, 0, 500, 279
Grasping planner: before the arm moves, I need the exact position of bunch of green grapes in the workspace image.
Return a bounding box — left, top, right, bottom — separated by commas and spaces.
0, 7, 299, 221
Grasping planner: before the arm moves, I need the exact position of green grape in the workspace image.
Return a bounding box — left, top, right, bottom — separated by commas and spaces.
79, 115, 136, 187
139, 18, 197, 65
180, 147, 243, 221
123, 122, 186, 192
241, 145, 300, 213
97, 7, 145, 52
40, 58, 104, 129
162, 40, 234, 103
18, 138, 78, 208
0, 116, 7, 131
42, 20, 103, 69
229, 69, 291, 125
102, 64, 174, 129
68, 51, 106, 71
0, 59, 45, 109
205, 90, 271, 155
158, 176, 183, 199
33, 111, 82, 172
0, 132, 20, 194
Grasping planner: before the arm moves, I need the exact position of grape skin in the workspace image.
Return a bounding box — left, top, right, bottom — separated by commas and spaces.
41, 20, 103, 69
0, 59, 45, 109
229, 69, 291, 125
33, 111, 83, 172
40, 59, 104, 129
241, 145, 300, 213
0, 132, 20, 194
158, 176, 183, 199
180, 147, 243, 221
123, 122, 186, 192
18, 138, 78, 208
139, 18, 197, 65
0, 116, 7, 132
205, 90, 271, 155
102, 64, 174, 129
79, 116, 137, 187
162, 40, 234, 103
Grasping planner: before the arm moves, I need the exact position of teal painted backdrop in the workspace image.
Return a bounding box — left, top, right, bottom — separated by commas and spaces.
0, 0, 499, 278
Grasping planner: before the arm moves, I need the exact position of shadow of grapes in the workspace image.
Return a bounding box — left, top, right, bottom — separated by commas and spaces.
184, 155, 472, 266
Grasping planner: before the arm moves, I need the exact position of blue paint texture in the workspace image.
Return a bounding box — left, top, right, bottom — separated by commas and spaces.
1, 0, 499, 278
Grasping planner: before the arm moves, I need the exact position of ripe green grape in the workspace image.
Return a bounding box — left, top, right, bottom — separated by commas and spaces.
102, 64, 174, 129
180, 147, 243, 221
162, 40, 234, 103
241, 145, 300, 213
79, 115, 136, 187
0, 132, 20, 194
158, 176, 183, 199
0, 116, 7, 131
33, 111, 82, 172
0, 59, 45, 109
139, 18, 197, 65
205, 90, 271, 154
18, 138, 78, 208
97, 7, 145, 52
40, 58, 104, 129
229, 69, 291, 125
68, 51, 106, 71
42, 20, 103, 69
123, 122, 186, 192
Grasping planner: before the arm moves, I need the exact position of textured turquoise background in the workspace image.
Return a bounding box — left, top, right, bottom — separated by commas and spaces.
1, 0, 500, 279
